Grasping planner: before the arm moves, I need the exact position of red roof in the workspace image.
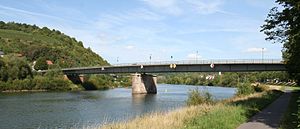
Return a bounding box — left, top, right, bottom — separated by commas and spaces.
46, 60, 53, 65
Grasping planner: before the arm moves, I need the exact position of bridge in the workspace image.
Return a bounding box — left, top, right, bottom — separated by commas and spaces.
59, 59, 286, 94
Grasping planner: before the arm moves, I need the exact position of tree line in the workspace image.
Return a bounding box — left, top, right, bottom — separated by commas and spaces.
158, 72, 290, 87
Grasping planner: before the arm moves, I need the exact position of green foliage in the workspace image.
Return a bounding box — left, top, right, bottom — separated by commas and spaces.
0, 21, 109, 68
187, 88, 214, 106
34, 57, 48, 70
0, 58, 8, 81
31, 75, 71, 91
82, 74, 131, 90
280, 90, 300, 129
0, 56, 73, 91
261, 0, 300, 84
0, 21, 113, 91
184, 90, 283, 129
158, 72, 289, 87
0, 54, 32, 81
254, 85, 269, 92
185, 105, 246, 129
236, 82, 255, 96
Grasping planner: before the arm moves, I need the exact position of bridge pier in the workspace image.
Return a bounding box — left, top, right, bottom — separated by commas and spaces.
65, 74, 85, 84
132, 73, 157, 94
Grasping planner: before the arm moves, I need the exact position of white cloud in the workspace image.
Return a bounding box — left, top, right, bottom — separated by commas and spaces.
94, 8, 163, 30
141, 0, 183, 16
125, 45, 135, 49
245, 47, 267, 53
186, 0, 225, 15
0, 4, 66, 22
141, 0, 232, 16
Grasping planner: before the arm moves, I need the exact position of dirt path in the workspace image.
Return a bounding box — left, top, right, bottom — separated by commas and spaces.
237, 91, 292, 129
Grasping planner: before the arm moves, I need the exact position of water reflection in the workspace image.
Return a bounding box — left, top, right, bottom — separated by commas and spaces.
132, 94, 156, 105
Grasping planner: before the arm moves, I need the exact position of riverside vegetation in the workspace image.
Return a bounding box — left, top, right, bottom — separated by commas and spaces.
0, 21, 130, 91
158, 72, 292, 87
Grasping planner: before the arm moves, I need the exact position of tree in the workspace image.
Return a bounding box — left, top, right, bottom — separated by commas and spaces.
261, 0, 300, 84
0, 58, 8, 81
35, 57, 48, 70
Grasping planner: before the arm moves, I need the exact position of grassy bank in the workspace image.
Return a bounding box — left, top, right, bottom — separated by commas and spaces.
184, 90, 283, 129
95, 90, 282, 129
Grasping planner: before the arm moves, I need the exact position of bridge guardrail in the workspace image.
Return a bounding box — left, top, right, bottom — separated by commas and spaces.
112, 59, 283, 66
61, 59, 283, 71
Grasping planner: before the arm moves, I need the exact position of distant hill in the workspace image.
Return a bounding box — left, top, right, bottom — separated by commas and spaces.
0, 21, 109, 68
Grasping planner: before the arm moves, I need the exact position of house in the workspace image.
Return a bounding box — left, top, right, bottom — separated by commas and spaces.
46, 60, 53, 65
0, 51, 4, 57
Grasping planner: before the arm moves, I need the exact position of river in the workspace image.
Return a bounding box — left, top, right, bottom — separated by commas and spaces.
0, 84, 236, 129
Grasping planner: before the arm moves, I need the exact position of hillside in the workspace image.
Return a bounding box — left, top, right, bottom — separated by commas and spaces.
0, 21, 108, 68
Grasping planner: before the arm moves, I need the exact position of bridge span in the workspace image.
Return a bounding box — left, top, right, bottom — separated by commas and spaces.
59, 59, 286, 94
62, 59, 286, 75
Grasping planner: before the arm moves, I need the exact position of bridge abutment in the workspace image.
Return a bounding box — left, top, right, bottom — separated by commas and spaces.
65, 74, 85, 84
132, 73, 157, 94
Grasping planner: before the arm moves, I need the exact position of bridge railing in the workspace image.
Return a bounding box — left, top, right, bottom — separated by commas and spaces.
61, 59, 284, 71
113, 59, 283, 66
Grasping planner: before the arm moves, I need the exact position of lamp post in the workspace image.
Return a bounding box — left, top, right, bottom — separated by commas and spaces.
117, 57, 119, 63
196, 50, 199, 63
149, 54, 152, 64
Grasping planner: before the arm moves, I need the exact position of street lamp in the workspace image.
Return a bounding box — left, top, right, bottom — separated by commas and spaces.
196, 50, 199, 63
117, 57, 119, 63
149, 54, 152, 64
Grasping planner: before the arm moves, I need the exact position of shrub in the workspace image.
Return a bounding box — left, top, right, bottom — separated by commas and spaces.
187, 88, 214, 106
34, 57, 48, 70
236, 82, 255, 96
254, 84, 269, 92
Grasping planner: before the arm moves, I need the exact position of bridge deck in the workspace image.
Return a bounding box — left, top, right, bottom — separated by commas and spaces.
60, 59, 286, 75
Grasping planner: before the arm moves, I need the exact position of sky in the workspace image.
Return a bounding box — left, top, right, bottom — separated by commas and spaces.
0, 0, 283, 64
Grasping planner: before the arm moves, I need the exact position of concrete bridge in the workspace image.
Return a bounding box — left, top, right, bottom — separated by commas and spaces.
59, 59, 286, 94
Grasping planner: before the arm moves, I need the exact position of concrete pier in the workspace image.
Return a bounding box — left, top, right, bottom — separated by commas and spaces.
132, 73, 157, 94
65, 74, 85, 84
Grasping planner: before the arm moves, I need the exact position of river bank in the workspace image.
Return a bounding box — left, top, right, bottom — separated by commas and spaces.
98, 89, 283, 129
1, 89, 47, 93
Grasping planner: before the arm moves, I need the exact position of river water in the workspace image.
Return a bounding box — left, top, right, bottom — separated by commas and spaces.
0, 84, 236, 129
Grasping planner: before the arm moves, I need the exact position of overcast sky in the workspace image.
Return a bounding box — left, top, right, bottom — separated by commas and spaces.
0, 0, 283, 64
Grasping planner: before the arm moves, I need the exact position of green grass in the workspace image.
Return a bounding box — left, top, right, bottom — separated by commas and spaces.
284, 86, 300, 91
184, 90, 283, 129
280, 90, 300, 129
183, 105, 246, 129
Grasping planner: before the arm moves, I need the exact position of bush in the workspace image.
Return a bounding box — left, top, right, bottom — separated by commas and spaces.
236, 82, 255, 96
187, 88, 214, 106
34, 57, 48, 70
254, 84, 269, 92
32, 75, 71, 91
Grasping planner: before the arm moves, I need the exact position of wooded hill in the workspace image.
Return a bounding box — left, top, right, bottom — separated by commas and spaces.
0, 21, 108, 68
